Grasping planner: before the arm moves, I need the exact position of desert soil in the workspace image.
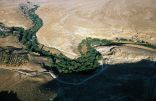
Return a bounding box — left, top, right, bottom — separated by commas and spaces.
1, 0, 156, 59
0, 69, 57, 101
35, 0, 156, 58
96, 45, 156, 64
0, 0, 32, 29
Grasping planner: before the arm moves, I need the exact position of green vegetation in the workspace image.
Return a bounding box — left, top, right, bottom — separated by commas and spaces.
54, 45, 102, 73
1, 4, 156, 73
135, 40, 156, 50
0, 30, 5, 37
0, 48, 28, 66
86, 37, 116, 47
115, 37, 156, 50
0, 26, 12, 37
1, 4, 134, 73
18, 5, 105, 73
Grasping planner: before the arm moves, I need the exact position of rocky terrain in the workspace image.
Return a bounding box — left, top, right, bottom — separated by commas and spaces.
96, 45, 156, 64
1, 0, 156, 101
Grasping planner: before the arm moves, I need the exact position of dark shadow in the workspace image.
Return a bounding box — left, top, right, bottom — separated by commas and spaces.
153, 96, 156, 101
52, 96, 61, 101
42, 59, 156, 101
0, 91, 21, 101
41, 79, 58, 91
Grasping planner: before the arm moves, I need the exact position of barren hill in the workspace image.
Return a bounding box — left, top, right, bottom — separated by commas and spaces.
1, 1, 156, 100
0, 0, 32, 29
1, 0, 156, 58
35, 0, 156, 58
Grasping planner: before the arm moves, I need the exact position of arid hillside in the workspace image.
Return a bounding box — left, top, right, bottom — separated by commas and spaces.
0, 69, 56, 101
1, 0, 156, 58
0, 0, 32, 29
2, 0, 156, 63
96, 45, 156, 64
35, 0, 156, 58
1, 1, 156, 100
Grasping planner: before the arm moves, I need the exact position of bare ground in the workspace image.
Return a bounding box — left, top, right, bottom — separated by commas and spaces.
0, 0, 32, 29
96, 45, 156, 64
0, 69, 57, 101
0, 36, 23, 48
1, 0, 156, 59
34, 0, 156, 58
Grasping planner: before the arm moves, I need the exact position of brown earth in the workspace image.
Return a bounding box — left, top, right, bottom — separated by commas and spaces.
96, 45, 156, 64
34, 0, 156, 58
1, 0, 156, 58
0, 69, 57, 101
81, 44, 88, 54
0, 0, 32, 29
0, 36, 23, 48
1, 0, 156, 67
1, 1, 156, 100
